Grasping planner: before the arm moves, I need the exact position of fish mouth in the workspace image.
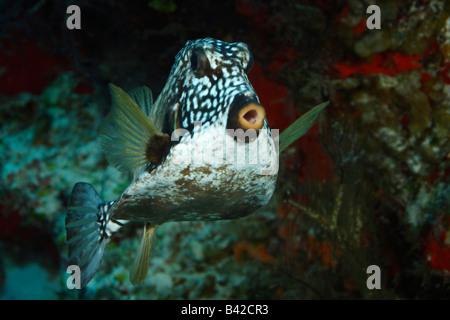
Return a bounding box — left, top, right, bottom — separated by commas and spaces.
227, 94, 266, 131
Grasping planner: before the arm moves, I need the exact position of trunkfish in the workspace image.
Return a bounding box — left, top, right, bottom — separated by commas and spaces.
65, 38, 328, 287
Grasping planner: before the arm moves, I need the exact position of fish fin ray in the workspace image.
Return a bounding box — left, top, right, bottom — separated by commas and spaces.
65, 182, 128, 287
128, 86, 154, 117
129, 223, 157, 286
99, 84, 164, 172
278, 101, 329, 154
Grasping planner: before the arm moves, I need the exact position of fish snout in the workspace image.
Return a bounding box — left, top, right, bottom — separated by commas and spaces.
227, 94, 266, 131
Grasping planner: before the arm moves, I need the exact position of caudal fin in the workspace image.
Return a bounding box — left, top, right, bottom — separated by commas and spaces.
65, 182, 126, 287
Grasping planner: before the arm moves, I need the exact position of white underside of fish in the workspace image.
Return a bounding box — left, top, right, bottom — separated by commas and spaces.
109, 123, 279, 223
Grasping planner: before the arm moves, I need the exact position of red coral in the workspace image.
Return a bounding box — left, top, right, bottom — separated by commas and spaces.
424, 230, 450, 272
438, 62, 450, 84
269, 46, 298, 73
422, 213, 450, 273
296, 126, 335, 183
233, 241, 275, 262
353, 18, 368, 36
248, 62, 294, 132
334, 52, 422, 78
420, 71, 433, 83
0, 36, 69, 95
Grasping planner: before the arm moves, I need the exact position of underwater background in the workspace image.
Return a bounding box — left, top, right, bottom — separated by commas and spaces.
0, 0, 449, 299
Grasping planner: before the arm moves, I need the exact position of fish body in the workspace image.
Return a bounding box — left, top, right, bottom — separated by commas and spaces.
66, 38, 327, 287
108, 38, 279, 222
66, 38, 279, 286
110, 122, 278, 223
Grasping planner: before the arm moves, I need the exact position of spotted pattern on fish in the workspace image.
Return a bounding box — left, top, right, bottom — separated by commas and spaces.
66, 38, 286, 288
156, 38, 267, 138
97, 201, 126, 240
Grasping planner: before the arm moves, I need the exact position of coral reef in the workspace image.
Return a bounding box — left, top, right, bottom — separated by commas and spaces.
0, 0, 448, 299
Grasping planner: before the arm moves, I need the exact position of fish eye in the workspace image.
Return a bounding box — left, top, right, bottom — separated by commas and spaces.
245, 54, 254, 74
190, 52, 198, 70
190, 47, 210, 77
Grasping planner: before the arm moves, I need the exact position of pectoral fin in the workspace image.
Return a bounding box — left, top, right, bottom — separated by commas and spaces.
128, 86, 153, 117
99, 84, 170, 172
129, 223, 157, 286
278, 101, 329, 154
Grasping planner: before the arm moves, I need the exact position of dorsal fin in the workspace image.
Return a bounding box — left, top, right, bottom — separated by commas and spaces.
128, 86, 153, 117
99, 84, 169, 172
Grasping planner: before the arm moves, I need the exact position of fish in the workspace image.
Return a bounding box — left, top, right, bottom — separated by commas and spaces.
65, 38, 328, 287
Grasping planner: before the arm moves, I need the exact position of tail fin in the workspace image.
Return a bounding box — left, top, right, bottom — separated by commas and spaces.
65, 182, 126, 287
